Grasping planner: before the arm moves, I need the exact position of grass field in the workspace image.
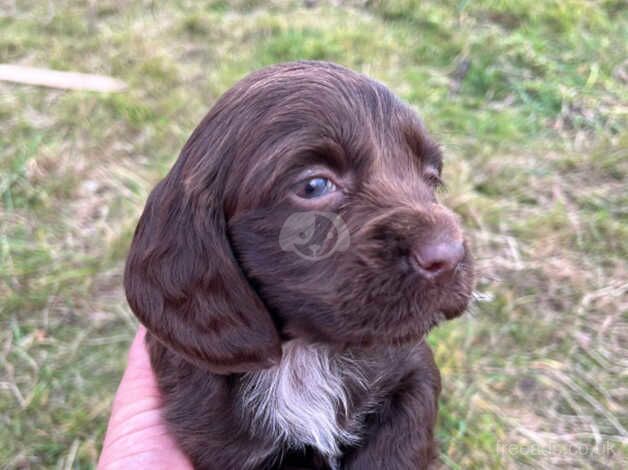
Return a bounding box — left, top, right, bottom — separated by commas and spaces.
1, 1, 626, 468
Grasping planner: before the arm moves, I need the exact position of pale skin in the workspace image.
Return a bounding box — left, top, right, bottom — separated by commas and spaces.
97, 326, 192, 470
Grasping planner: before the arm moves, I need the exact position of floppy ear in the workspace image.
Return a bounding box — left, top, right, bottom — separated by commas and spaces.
124, 164, 282, 374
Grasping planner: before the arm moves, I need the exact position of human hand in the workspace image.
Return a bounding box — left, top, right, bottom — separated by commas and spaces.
97, 326, 193, 469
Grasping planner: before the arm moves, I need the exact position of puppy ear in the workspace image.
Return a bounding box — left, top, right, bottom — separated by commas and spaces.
124, 169, 281, 374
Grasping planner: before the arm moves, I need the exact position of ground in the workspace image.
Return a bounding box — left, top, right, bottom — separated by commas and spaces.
0, 1, 626, 468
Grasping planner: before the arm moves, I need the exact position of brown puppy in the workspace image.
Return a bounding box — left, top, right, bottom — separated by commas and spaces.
124, 61, 474, 470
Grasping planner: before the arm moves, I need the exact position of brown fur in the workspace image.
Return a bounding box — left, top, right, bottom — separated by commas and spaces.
124, 61, 474, 469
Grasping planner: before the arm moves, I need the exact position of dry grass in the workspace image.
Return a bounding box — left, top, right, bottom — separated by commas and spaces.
1, 1, 626, 468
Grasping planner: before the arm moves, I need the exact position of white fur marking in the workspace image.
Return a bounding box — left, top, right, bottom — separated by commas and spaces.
240, 341, 363, 458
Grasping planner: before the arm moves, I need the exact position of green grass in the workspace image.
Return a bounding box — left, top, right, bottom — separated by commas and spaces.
1, 1, 626, 468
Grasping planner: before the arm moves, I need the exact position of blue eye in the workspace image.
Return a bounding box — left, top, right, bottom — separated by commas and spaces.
299, 177, 337, 199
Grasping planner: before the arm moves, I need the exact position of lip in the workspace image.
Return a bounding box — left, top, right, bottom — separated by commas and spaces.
434, 281, 474, 319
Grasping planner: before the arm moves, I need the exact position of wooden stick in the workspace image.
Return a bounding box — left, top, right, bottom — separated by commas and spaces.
0, 64, 127, 92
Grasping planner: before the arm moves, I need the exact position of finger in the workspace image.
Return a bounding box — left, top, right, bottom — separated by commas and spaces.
123, 325, 155, 382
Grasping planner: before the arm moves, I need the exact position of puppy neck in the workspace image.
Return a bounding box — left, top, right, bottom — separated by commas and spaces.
239, 340, 364, 460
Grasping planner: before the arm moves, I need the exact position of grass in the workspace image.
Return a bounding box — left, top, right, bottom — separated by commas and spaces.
1, 0, 626, 468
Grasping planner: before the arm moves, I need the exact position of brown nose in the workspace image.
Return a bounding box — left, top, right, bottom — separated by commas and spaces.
412, 240, 465, 281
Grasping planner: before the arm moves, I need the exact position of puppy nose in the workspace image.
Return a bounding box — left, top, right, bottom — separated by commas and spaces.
412, 241, 464, 281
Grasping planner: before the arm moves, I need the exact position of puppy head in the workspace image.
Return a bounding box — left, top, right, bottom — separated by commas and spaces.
125, 61, 474, 373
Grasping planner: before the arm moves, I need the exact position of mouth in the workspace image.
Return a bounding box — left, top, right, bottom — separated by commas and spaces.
425, 283, 474, 321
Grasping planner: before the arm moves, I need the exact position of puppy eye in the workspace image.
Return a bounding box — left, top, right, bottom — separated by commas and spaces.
298, 177, 338, 199
424, 169, 444, 189
427, 174, 443, 188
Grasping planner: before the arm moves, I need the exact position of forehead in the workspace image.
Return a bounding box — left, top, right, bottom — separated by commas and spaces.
227, 64, 442, 199
259, 73, 436, 154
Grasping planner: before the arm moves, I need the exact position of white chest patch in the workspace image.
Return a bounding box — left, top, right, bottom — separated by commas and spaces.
240, 341, 363, 458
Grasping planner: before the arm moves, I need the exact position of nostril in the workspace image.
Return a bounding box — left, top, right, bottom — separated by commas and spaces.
412, 241, 465, 280
422, 260, 446, 273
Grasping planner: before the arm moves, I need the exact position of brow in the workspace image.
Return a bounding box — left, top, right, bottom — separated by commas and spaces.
404, 126, 443, 173
289, 138, 348, 174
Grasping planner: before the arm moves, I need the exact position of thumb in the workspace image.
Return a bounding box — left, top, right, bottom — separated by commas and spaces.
98, 327, 192, 470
